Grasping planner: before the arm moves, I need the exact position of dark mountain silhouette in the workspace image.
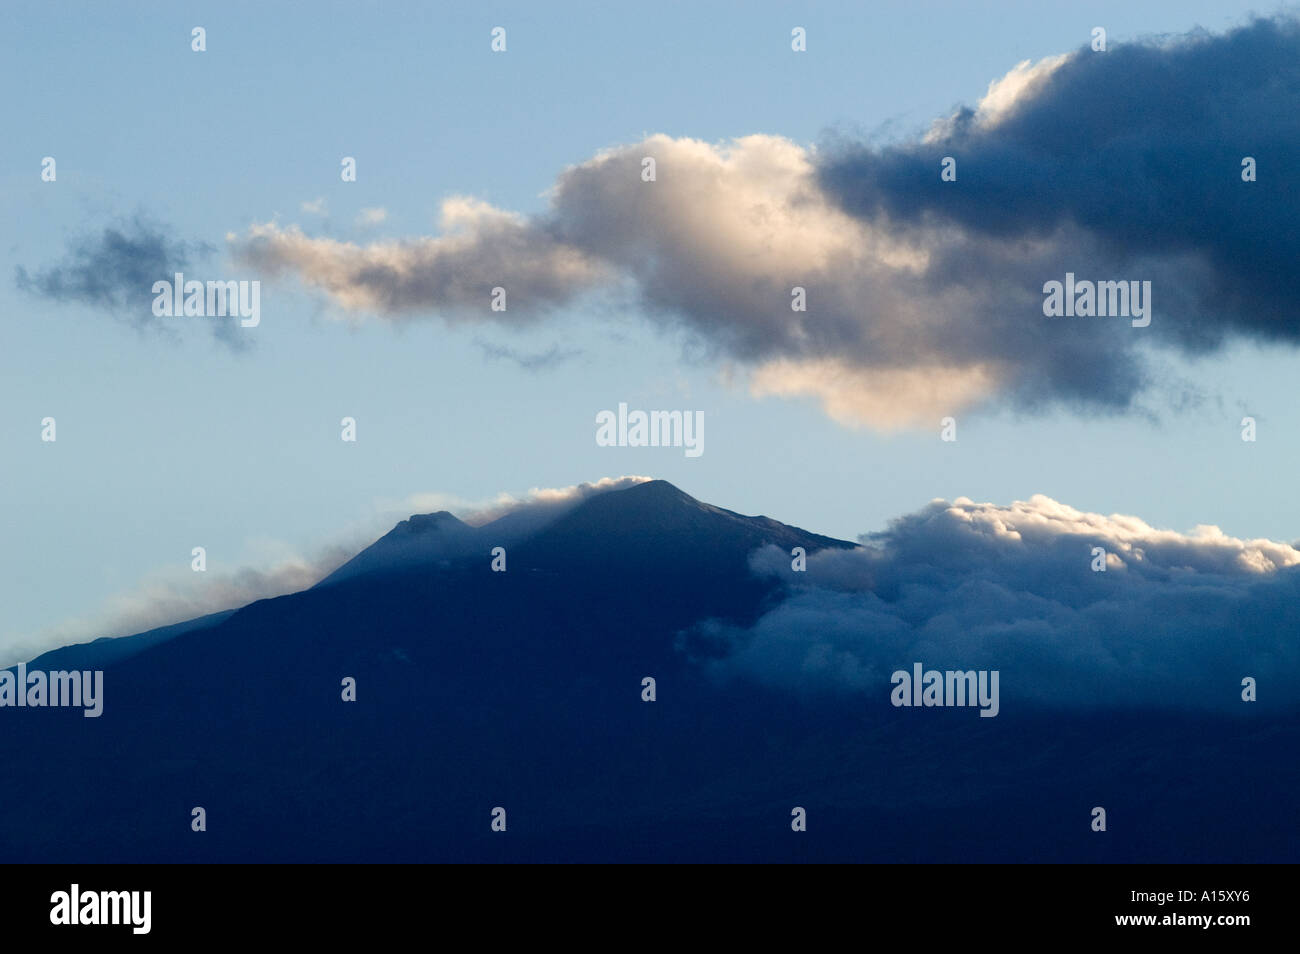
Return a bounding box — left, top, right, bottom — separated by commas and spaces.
1, 480, 1294, 862
20, 610, 235, 672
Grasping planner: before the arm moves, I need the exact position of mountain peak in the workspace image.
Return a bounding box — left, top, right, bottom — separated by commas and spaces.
619, 478, 697, 503
318, 509, 478, 585
395, 511, 470, 535
316, 478, 853, 587
512, 476, 854, 574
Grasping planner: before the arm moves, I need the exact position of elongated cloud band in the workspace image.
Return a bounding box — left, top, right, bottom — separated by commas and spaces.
231, 16, 1300, 430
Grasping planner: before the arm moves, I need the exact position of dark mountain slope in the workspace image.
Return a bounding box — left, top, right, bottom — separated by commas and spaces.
0, 480, 1293, 863
318, 511, 480, 585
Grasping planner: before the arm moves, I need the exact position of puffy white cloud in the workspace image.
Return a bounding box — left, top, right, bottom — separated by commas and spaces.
749, 357, 1002, 430
973, 53, 1071, 129
232, 133, 1005, 427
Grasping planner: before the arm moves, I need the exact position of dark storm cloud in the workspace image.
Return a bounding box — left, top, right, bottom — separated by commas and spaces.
818, 16, 1300, 351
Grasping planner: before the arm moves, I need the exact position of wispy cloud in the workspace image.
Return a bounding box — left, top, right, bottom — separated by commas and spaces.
381, 475, 652, 527
16, 217, 212, 320
1, 543, 354, 668
11, 216, 259, 347
475, 338, 582, 370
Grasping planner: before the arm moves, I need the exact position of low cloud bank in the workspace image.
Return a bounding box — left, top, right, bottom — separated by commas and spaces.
688, 495, 1300, 711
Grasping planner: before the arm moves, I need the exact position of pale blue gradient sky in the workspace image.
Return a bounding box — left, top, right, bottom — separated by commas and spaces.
2, 0, 1296, 657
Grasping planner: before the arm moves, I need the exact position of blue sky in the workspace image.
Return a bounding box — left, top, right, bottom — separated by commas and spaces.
2, 0, 1297, 660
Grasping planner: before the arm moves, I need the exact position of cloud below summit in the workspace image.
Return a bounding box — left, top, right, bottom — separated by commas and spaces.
691, 494, 1300, 710
230, 16, 1300, 430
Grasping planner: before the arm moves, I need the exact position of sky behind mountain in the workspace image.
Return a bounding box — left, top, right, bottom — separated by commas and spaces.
3, 1, 1297, 660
